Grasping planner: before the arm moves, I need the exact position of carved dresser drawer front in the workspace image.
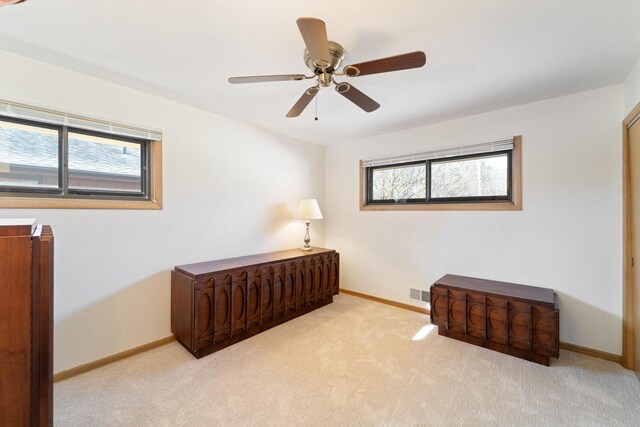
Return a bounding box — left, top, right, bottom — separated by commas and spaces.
172, 248, 339, 359
430, 274, 559, 366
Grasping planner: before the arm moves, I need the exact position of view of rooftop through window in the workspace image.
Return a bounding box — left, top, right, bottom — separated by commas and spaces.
0, 118, 145, 195
68, 132, 142, 193
0, 121, 59, 189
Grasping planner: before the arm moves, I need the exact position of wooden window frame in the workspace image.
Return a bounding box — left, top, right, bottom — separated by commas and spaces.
359, 136, 522, 211
0, 117, 162, 210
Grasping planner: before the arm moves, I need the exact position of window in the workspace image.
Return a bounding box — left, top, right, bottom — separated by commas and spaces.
429, 152, 510, 201
0, 101, 162, 209
0, 120, 60, 190
370, 162, 426, 202
67, 131, 146, 195
361, 137, 521, 211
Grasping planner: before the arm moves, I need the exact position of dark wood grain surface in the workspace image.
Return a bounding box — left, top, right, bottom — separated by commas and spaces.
0, 221, 53, 426
172, 249, 339, 359
346, 51, 426, 76
34, 226, 54, 427
435, 274, 556, 306
0, 233, 32, 426
0, 218, 37, 237
176, 247, 335, 278
431, 274, 559, 366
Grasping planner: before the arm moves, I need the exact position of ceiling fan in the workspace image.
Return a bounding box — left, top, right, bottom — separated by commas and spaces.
228, 17, 426, 118
0, 0, 26, 6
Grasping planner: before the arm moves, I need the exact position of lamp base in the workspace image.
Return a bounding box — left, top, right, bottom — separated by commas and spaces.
301, 220, 313, 251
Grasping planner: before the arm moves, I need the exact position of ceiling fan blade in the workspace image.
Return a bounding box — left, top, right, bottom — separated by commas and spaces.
296, 17, 331, 67
228, 74, 306, 84
335, 83, 380, 113
286, 86, 319, 118
343, 51, 426, 77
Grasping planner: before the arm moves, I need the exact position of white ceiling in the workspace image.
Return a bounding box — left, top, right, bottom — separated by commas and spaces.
0, 0, 639, 145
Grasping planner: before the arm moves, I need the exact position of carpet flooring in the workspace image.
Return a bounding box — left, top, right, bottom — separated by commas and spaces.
54, 294, 640, 426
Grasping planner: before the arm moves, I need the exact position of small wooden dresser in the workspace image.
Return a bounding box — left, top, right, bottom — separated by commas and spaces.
172, 247, 339, 358
0, 219, 54, 426
430, 274, 559, 365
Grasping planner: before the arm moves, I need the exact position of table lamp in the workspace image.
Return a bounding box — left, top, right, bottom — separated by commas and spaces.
296, 199, 323, 251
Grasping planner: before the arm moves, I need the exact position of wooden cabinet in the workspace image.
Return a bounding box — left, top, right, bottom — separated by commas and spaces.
0, 219, 54, 426
171, 248, 340, 358
431, 274, 559, 366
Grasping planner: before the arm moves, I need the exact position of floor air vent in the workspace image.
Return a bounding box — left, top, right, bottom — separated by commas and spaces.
410, 288, 430, 302
421, 289, 430, 303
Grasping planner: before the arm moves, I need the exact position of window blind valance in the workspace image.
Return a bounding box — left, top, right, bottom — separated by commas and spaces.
361, 138, 514, 168
0, 99, 163, 141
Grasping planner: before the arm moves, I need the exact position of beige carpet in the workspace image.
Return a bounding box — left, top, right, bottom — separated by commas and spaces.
55, 294, 640, 426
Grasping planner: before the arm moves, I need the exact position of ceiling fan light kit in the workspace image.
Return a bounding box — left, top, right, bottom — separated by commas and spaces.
228, 17, 427, 118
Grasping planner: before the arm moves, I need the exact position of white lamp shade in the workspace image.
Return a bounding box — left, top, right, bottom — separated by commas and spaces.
296, 199, 323, 220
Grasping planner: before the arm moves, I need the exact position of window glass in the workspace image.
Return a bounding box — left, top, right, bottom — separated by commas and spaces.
430, 153, 508, 199
0, 120, 59, 190
68, 132, 143, 193
371, 163, 426, 201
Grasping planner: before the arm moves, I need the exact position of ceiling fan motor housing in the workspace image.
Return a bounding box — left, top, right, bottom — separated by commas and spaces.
304, 41, 345, 74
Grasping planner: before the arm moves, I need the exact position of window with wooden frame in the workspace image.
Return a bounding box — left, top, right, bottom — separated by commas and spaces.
0, 100, 162, 209
360, 136, 522, 211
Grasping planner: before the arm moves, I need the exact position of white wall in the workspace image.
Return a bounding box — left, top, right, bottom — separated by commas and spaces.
1, 45, 630, 369
625, 56, 640, 114
325, 85, 624, 355
0, 50, 325, 372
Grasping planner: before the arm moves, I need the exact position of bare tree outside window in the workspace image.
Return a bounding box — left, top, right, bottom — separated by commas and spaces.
372, 163, 426, 201
367, 152, 509, 204
431, 154, 508, 198
363, 139, 519, 209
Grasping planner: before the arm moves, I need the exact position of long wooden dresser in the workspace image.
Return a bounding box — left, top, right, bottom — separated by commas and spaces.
0, 219, 54, 426
430, 274, 559, 366
171, 247, 340, 358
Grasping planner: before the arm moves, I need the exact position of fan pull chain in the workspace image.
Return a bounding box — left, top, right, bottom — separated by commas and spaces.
314, 92, 319, 121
